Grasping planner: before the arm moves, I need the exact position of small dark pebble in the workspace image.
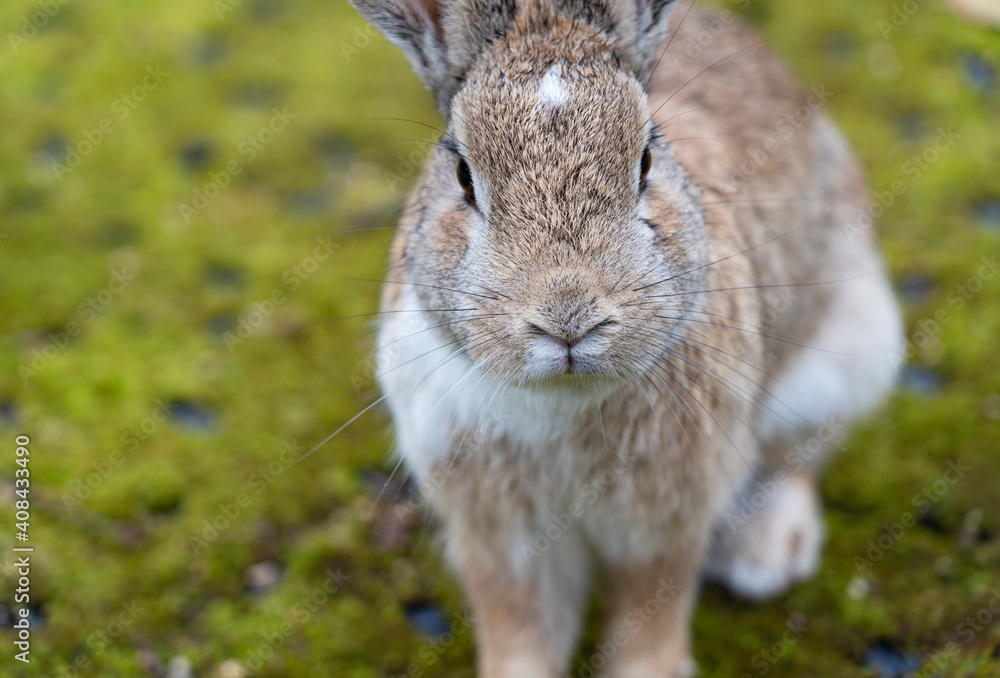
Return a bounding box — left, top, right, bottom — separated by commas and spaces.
361, 468, 412, 503
897, 273, 935, 305
35, 134, 68, 162
147, 492, 183, 516
974, 200, 1000, 231
102, 222, 137, 246
374, 510, 418, 550
916, 509, 949, 534
249, 0, 285, 22
206, 264, 244, 291
962, 52, 997, 92
187, 34, 228, 67
284, 189, 330, 218
0, 402, 18, 425
862, 639, 922, 677
168, 401, 215, 430
972, 527, 994, 545
895, 113, 926, 143
115, 523, 145, 548
405, 602, 451, 638
318, 133, 355, 170
137, 639, 167, 678
823, 33, 856, 62
232, 81, 283, 108
206, 315, 234, 338
179, 140, 214, 172
26, 604, 45, 628
900, 366, 944, 395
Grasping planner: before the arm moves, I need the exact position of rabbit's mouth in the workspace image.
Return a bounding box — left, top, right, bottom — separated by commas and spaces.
523, 320, 618, 378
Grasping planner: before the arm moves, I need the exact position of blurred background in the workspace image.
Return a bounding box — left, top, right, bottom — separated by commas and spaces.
0, 0, 998, 676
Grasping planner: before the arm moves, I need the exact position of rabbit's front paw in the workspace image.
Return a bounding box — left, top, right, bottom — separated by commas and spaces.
704, 473, 824, 600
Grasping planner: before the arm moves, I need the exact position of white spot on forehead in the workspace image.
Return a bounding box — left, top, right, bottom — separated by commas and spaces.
538, 63, 569, 108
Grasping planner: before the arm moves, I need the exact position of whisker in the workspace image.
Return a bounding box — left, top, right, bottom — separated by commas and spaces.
653, 314, 853, 356
635, 328, 803, 431
361, 116, 468, 153
265, 224, 394, 244
386, 137, 455, 153
647, 41, 766, 125
644, 0, 698, 91
275, 307, 484, 329
373, 340, 500, 509
637, 348, 759, 478
700, 198, 823, 206
631, 228, 800, 291
287, 391, 393, 471
657, 103, 731, 126
338, 275, 503, 301
351, 319, 506, 397
649, 271, 878, 300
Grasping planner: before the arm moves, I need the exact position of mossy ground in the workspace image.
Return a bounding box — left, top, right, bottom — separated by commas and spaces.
0, 0, 998, 676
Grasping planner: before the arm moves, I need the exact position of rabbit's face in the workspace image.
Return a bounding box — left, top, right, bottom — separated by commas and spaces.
409, 28, 709, 390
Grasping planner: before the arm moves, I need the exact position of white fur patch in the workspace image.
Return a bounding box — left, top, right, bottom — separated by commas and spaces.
757, 239, 904, 441
377, 287, 593, 481
704, 475, 823, 600
538, 64, 569, 108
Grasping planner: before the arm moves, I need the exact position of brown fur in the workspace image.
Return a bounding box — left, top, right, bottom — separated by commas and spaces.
352, 1, 899, 675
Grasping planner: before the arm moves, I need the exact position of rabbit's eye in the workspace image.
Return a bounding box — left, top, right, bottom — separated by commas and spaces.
457, 159, 475, 202
640, 147, 652, 182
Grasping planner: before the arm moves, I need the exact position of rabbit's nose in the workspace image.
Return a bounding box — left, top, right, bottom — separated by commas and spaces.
527, 316, 618, 348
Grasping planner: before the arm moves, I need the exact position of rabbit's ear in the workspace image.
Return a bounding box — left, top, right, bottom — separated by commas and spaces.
631, 0, 681, 81
351, 0, 517, 113
440, 0, 518, 82
557, 0, 679, 84
350, 0, 453, 107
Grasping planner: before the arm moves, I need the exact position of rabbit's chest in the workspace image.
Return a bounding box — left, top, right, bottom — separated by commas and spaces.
377, 293, 744, 552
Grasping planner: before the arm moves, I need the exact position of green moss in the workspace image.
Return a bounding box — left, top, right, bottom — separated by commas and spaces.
0, 0, 997, 676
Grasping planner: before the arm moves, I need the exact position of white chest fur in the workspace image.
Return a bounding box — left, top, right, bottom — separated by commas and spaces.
376, 287, 595, 481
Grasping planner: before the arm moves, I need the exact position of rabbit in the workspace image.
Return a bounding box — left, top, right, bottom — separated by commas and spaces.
351, 0, 903, 675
